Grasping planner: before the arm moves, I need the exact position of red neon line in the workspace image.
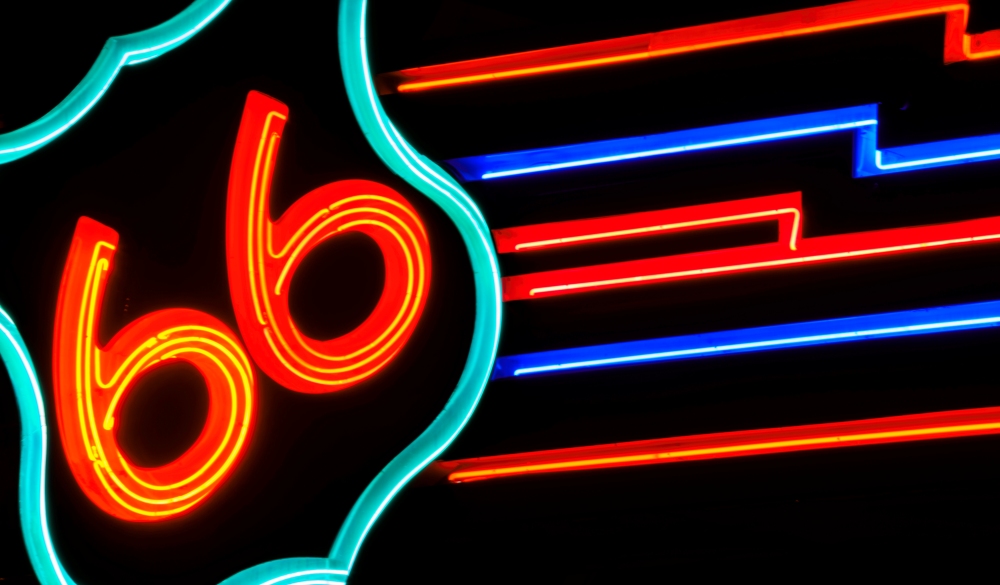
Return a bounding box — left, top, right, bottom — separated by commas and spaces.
442, 406, 1000, 483
377, 0, 1000, 94
500, 194, 1000, 301
493, 192, 803, 253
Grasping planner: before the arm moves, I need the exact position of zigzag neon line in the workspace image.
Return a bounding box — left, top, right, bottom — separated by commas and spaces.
377, 0, 1000, 93
446, 105, 1000, 181
0, 0, 232, 164
492, 299, 1000, 379
500, 192, 1000, 301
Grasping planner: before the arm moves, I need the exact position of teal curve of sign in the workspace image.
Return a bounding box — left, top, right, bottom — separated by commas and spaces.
0, 0, 233, 164
0, 0, 503, 583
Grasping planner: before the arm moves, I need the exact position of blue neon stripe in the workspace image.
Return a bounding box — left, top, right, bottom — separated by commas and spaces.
492, 300, 1000, 379
446, 104, 1000, 181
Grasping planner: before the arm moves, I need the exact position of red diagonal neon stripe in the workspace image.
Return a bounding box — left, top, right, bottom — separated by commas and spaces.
442, 406, 1000, 483
378, 0, 1000, 94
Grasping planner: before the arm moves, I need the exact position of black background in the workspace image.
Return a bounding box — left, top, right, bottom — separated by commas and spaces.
5, 0, 1000, 582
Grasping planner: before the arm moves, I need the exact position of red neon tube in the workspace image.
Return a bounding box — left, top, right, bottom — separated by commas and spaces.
499, 192, 1000, 301
52, 217, 256, 521
442, 406, 1000, 483
227, 91, 432, 393
377, 0, 1000, 94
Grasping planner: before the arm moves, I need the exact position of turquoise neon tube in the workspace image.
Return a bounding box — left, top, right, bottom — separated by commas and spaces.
327, 0, 502, 573
0, 0, 232, 165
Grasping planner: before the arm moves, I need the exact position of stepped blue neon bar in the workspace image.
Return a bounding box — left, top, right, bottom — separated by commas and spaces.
492, 300, 1000, 379
446, 105, 1000, 181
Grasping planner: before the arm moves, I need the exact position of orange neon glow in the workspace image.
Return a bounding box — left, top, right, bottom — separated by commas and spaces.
226, 91, 431, 393
378, 0, 1000, 94
499, 192, 1000, 301
52, 217, 256, 521
443, 406, 1000, 483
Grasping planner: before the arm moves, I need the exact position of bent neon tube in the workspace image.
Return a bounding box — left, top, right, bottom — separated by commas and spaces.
442, 406, 1000, 483
377, 0, 1000, 94
0, 0, 233, 164
447, 105, 1000, 181
501, 192, 1000, 301
492, 299, 1000, 379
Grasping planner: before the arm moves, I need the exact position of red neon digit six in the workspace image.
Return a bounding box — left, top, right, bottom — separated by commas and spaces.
53, 217, 256, 521
226, 91, 431, 393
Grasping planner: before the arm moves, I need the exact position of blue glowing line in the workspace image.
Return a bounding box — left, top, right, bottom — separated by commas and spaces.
0, 0, 232, 164
492, 300, 1000, 379
446, 104, 1000, 181
482, 119, 877, 179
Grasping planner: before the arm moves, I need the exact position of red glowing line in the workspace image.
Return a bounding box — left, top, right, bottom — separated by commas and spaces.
443, 406, 1000, 483
499, 193, 1000, 301
52, 217, 256, 521
493, 192, 802, 253
226, 91, 432, 393
377, 0, 1000, 94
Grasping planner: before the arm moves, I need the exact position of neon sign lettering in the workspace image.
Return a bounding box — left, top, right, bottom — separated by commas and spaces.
499, 192, 1000, 301
378, 0, 1000, 93
53, 217, 256, 521
1, 0, 501, 582
227, 92, 432, 393
47, 92, 435, 520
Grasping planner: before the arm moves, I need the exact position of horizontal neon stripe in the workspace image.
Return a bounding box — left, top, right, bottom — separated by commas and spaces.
446, 105, 1000, 181
492, 299, 1000, 379
378, 0, 1000, 94
442, 406, 1000, 483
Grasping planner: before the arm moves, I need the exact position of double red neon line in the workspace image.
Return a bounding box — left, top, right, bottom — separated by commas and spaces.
378, 0, 1000, 94
498, 192, 1000, 301
442, 406, 1000, 483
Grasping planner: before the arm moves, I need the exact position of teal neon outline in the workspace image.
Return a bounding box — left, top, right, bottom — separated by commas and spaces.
1, 309, 72, 585
0, 0, 232, 165
328, 0, 501, 571
4, 0, 501, 582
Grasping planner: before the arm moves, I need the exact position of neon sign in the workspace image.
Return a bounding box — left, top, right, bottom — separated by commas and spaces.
5, 0, 1000, 582
227, 91, 432, 393
377, 0, 1000, 93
